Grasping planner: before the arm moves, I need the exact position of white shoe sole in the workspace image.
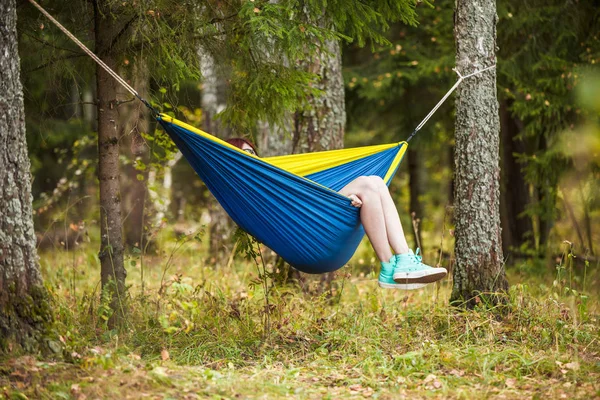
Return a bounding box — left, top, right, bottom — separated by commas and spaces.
378, 281, 427, 290
393, 267, 448, 284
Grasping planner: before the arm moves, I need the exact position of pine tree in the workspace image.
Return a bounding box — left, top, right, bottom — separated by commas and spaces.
94, 0, 128, 326
451, 0, 508, 307
0, 0, 53, 351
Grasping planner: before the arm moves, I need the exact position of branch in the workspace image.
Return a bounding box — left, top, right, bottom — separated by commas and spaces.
107, 15, 139, 54
21, 31, 82, 54
26, 53, 88, 73
208, 12, 239, 24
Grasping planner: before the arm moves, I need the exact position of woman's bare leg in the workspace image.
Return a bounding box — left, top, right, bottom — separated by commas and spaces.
372, 177, 410, 255
340, 177, 395, 262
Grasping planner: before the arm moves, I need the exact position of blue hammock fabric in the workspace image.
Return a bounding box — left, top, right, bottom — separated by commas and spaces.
158, 116, 407, 274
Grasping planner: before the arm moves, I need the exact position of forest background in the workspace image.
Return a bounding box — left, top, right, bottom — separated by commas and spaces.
1, 0, 600, 398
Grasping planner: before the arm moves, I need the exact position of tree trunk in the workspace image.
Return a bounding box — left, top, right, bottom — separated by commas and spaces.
536, 135, 554, 253
148, 152, 182, 225
448, 144, 455, 206
95, 0, 126, 325
0, 0, 53, 352
407, 147, 425, 251
293, 34, 346, 290
292, 38, 345, 153
121, 58, 151, 250
450, 0, 508, 307
499, 100, 533, 257
199, 49, 234, 264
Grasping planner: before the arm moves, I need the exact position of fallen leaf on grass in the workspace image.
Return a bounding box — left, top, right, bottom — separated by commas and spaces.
423, 374, 442, 389
161, 349, 170, 361
565, 362, 579, 371
349, 384, 364, 392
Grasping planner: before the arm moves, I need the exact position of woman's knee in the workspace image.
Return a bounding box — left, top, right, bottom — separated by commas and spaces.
367, 176, 388, 193
341, 176, 378, 198
357, 176, 381, 194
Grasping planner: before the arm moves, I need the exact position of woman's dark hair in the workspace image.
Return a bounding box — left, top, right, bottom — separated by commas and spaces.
226, 137, 259, 156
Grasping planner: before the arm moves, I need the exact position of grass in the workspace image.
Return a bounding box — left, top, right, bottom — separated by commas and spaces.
1, 230, 599, 399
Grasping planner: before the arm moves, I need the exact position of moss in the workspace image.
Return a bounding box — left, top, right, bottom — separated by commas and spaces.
0, 284, 58, 356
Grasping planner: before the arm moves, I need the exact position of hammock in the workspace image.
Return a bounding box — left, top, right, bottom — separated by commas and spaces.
159, 115, 407, 273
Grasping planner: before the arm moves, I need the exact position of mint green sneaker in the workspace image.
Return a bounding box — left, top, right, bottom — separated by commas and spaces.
393, 249, 447, 284
378, 258, 426, 290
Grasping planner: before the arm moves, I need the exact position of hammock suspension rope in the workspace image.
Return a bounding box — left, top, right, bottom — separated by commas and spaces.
27, 0, 159, 116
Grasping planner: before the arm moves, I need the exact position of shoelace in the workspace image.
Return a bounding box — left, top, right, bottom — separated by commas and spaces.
413, 247, 423, 264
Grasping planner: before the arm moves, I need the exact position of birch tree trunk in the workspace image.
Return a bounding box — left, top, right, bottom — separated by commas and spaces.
451, 0, 508, 307
199, 49, 234, 264
0, 0, 53, 351
95, 0, 127, 325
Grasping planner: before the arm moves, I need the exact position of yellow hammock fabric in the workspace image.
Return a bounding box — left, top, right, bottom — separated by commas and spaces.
163, 115, 406, 188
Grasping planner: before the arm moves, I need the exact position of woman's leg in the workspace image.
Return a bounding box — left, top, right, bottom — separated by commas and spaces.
371, 177, 410, 255
340, 176, 408, 262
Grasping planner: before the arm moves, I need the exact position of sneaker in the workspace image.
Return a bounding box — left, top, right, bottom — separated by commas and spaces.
393, 249, 447, 284
378, 258, 427, 290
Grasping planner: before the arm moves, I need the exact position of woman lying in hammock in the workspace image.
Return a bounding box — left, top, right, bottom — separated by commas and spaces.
226, 138, 447, 290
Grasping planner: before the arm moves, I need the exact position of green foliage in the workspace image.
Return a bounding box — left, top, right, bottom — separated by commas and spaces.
497, 0, 600, 247
344, 0, 455, 141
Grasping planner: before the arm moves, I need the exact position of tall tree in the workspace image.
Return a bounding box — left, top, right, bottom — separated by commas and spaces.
451, 0, 508, 307
0, 0, 53, 351
499, 100, 533, 256
199, 49, 235, 263
291, 18, 346, 288
94, 0, 127, 325
121, 58, 152, 250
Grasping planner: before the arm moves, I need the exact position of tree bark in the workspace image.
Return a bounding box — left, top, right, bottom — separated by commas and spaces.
499, 100, 533, 256
407, 147, 425, 251
536, 135, 554, 253
121, 59, 151, 250
199, 49, 234, 264
451, 0, 508, 307
95, 0, 127, 325
292, 38, 345, 153
0, 0, 53, 352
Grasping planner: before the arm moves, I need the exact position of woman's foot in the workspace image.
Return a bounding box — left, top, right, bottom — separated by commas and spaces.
393, 249, 447, 284
378, 259, 427, 290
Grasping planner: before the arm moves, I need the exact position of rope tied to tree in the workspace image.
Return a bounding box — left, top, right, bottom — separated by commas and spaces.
405, 65, 496, 142
27, 0, 160, 117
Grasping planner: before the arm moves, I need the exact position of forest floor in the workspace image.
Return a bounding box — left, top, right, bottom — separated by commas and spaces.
1, 235, 599, 399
